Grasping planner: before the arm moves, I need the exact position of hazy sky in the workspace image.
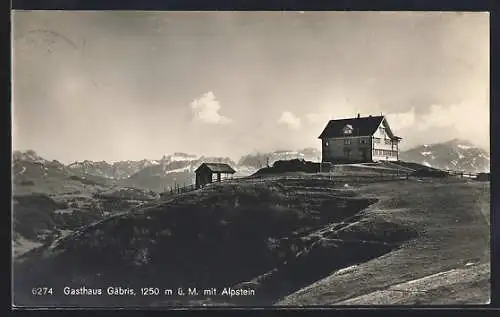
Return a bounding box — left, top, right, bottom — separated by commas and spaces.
12, 11, 489, 163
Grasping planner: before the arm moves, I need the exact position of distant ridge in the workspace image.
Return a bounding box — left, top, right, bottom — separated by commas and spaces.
12, 138, 488, 191
400, 139, 489, 173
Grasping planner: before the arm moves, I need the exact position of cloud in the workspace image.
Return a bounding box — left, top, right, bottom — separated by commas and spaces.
190, 91, 232, 124
387, 101, 488, 133
385, 101, 489, 151
278, 111, 301, 130
385, 108, 417, 131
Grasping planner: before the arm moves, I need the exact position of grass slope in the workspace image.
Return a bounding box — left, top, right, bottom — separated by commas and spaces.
13, 175, 490, 307
12, 161, 158, 259
277, 178, 490, 305
14, 176, 407, 307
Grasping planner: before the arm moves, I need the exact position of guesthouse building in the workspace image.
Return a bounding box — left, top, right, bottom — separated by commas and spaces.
318, 114, 402, 164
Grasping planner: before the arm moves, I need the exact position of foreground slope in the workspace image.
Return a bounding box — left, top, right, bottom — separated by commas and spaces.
277, 178, 490, 305
13, 175, 490, 307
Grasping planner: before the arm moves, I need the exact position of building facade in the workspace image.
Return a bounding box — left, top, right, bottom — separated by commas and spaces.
318, 114, 402, 163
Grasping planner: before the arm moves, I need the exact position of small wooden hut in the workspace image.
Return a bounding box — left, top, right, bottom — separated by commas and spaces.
195, 163, 236, 188
476, 172, 490, 181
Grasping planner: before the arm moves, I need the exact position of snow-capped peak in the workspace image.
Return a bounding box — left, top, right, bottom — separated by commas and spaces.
13, 150, 47, 163
400, 139, 490, 173
161, 153, 199, 163
171, 155, 198, 162
457, 144, 473, 150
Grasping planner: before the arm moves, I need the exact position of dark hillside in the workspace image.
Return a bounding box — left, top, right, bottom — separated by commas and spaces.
14, 177, 416, 307
253, 159, 333, 176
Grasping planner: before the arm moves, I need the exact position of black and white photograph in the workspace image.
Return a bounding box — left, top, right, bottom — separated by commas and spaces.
11, 11, 490, 307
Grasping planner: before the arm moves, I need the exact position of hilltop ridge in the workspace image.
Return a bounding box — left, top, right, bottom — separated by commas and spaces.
12, 139, 489, 193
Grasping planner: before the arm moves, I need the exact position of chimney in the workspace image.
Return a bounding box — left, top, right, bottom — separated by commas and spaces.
357, 113, 360, 119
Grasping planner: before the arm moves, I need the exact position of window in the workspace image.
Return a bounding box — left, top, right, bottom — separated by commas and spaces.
385, 139, 392, 145
359, 138, 367, 144
343, 148, 351, 157
343, 124, 353, 135
344, 139, 351, 145
379, 127, 385, 137
373, 138, 381, 144
375, 149, 390, 157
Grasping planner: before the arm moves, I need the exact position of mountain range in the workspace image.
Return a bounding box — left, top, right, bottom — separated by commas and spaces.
12, 139, 489, 193
11, 139, 490, 260
398, 139, 490, 173
12, 149, 323, 192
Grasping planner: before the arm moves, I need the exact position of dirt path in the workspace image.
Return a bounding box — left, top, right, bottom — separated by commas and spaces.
277, 179, 490, 305
336, 263, 490, 305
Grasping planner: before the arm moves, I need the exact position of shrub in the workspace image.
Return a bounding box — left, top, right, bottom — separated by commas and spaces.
411, 169, 449, 178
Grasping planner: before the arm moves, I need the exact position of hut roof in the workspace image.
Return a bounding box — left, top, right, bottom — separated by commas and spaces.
195, 163, 236, 174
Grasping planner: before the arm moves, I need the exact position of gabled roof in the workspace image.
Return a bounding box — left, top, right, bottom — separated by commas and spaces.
319, 115, 385, 138
195, 163, 236, 174
318, 115, 386, 138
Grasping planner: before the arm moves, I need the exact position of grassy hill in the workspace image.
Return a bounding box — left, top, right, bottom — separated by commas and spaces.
277, 177, 490, 306
12, 155, 113, 196
251, 159, 457, 179
12, 152, 159, 258
12, 187, 159, 258
13, 173, 489, 307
